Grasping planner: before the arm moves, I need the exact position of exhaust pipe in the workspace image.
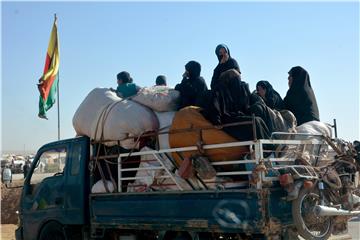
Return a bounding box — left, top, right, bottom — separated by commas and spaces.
314, 205, 360, 217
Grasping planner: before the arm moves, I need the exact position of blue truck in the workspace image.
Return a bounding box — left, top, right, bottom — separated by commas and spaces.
16, 133, 352, 240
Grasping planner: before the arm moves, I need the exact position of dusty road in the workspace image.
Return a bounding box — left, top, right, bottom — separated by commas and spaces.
1, 222, 359, 240
1, 224, 17, 240
2, 175, 359, 239
348, 219, 360, 240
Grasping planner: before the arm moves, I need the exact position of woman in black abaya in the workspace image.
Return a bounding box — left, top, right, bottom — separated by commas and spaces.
256, 80, 284, 111
202, 69, 270, 141
211, 44, 241, 90
283, 66, 319, 125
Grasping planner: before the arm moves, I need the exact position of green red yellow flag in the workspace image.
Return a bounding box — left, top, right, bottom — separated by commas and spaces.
37, 17, 60, 119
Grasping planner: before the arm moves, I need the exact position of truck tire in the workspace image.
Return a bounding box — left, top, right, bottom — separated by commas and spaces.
39, 221, 66, 240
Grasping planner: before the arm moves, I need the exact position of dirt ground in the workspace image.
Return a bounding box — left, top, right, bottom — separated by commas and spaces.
1, 182, 22, 224
1, 224, 17, 240
1, 180, 23, 240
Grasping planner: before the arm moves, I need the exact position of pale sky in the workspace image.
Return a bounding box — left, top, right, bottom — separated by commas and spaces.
1, 1, 359, 152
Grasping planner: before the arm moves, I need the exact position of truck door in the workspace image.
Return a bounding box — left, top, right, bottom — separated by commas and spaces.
64, 137, 90, 225
21, 144, 69, 240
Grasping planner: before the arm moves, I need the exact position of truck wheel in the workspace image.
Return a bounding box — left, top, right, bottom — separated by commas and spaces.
39, 221, 66, 240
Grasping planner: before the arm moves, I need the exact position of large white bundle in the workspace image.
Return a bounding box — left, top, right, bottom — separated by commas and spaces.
73, 88, 120, 139
73, 88, 159, 142
102, 100, 159, 140
296, 121, 332, 137
155, 111, 176, 150
132, 86, 180, 112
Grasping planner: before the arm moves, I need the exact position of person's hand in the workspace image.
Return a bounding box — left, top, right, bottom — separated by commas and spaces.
220, 53, 229, 64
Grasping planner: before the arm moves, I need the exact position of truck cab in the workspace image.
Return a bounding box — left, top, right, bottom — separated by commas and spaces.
16, 136, 90, 240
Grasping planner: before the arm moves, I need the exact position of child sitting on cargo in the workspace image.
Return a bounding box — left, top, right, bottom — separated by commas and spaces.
114, 71, 141, 98
155, 75, 167, 86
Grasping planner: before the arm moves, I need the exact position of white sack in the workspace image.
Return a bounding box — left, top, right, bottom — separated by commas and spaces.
73, 88, 120, 139
155, 111, 176, 150
132, 86, 180, 112
296, 121, 332, 138
73, 88, 159, 142
91, 180, 115, 193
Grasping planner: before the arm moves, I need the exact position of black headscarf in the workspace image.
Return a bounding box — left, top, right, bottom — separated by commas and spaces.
256, 80, 284, 111
215, 44, 230, 61
185, 61, 201, 78
211, 44, 241, 90
283, 66, 319, 125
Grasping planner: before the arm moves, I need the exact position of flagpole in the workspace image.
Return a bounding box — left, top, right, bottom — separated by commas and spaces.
57, 72, 60, 140
55, 13, 60, 141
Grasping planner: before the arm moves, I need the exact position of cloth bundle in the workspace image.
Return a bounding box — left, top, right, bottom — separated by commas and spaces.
132, 86, 180, 112
72, 88, 159, 144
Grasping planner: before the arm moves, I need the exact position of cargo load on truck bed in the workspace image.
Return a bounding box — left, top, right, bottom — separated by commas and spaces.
72, 87, 336, 194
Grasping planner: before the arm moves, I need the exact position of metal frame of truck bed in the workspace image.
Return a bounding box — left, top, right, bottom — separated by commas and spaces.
89, 132, 331, 238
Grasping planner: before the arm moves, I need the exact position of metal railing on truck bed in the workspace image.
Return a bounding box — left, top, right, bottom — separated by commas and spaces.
89, 130, 332, 193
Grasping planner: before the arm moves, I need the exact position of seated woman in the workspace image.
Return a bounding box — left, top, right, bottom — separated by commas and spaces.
249, 92, 296, 134
283, 66, 319, 125
201, 69, 270, 141
256, 80, 284, 111
175, 61, 208, 109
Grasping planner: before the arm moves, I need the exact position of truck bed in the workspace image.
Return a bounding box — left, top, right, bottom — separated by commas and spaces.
89, 136, 329, 236
90, 188, 292, 234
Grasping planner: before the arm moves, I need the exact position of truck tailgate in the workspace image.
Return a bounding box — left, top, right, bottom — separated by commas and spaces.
90, 190, 265, 233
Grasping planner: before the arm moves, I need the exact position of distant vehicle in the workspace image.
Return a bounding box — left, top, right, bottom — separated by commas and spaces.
11, 159, 25, 174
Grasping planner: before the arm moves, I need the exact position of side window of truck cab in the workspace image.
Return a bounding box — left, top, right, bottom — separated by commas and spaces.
29, 147, 67, 187
24, 146, 68, 203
